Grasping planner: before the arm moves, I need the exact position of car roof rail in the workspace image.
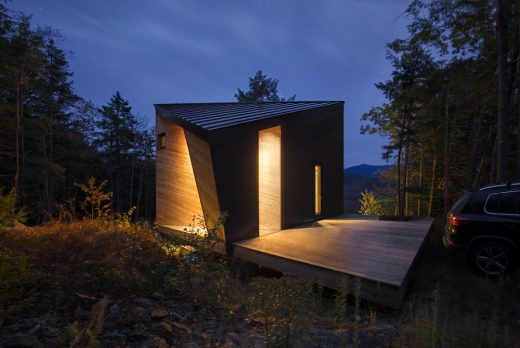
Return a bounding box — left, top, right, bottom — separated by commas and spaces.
478, 182, 520, 191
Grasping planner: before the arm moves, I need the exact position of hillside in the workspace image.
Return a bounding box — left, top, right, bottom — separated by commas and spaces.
343, 164, 390, 213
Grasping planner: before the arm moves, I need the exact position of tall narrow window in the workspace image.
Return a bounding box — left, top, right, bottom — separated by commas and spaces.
315, 164, 322, 216
157, 133, 166, 149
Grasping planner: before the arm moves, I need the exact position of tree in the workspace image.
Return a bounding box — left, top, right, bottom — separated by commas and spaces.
235, 70, 295, 102
0, 4, 157, 223
361, 0, 516, 217
496, 0, 509, 182
94, 91, 140, 212
358, 190, 382, 216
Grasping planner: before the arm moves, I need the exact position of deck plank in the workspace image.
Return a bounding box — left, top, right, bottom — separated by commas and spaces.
233, 215, 434, 307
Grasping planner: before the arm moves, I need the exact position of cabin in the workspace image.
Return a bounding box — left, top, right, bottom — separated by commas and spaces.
155, 101, 344, 254
155, 101, 434, 308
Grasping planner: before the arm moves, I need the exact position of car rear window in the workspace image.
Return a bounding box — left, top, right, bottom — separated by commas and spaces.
498, 191, 520, 215
484, 190, 520, 215
463, 193, 486, 214
451, 193, 470, 213
484, 193, 499, 214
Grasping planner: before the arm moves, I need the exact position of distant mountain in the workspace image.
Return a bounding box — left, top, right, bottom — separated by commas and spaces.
344, 164, 391, 177
343, 164, 391, 213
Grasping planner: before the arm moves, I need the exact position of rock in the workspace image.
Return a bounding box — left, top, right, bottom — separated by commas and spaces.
170, 321, 192, 334
129, 323, 147, 338
133, 306, 151, 323
151, 290, 166, 300
2, 334, 42, 348
109, 303, 122, 317
231, 333, 265, 348
139, 335, 170, 348
159, 321, 173, 334
135, 297, 152, 306
29, 322, 56, 339
181, 343, 200, 348
372, 322, 395, 334
151, 308, 168, 319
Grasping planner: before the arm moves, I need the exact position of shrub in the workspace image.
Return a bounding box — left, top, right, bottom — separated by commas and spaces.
247, 276, 317, 347
164, 214, 246, 311
74, 177, 112, 220
0, 247, 39, 314
358, 190, 382, 215
0, 187, 26, 227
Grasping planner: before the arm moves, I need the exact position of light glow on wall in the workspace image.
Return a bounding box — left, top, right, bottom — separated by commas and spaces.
315, 164, 322, 215
258, 126, 281, 235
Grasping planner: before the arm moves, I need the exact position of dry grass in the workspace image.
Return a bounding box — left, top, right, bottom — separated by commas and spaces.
1, 218, 519, 347
0, 220, 177, 315
394, 219, 520, 347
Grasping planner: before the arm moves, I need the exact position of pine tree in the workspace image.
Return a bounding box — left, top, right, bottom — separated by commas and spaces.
235, 70, 295, 102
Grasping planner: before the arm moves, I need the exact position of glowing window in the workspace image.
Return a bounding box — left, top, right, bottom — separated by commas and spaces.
157, 133, 166, 149
315, 164, 322, 215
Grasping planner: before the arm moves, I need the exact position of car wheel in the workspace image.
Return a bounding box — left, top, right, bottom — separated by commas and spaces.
469, 242, 514, 277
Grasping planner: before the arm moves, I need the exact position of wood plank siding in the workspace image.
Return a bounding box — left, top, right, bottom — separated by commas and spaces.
156, 117, 203, 226
156, 102, 344, 253
281, 103, 344, 227
208, 104, 344, 247
185, 131, 224, 240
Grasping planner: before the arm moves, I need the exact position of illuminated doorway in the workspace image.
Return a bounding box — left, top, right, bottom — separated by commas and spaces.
258, 126, 281, 235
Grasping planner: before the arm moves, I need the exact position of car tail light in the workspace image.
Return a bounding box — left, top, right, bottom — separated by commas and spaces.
449, 214, 468, 228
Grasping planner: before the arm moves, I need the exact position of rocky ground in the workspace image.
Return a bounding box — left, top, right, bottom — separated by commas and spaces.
0, 289, 398, 347
1, 220, 519, 347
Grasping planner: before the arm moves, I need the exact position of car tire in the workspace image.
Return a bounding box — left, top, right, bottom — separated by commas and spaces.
469, 242, 515, 277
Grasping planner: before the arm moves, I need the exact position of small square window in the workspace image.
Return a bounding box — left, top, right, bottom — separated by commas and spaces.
157, 133, 166, 149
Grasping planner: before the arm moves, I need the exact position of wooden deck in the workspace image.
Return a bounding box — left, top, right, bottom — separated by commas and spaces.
233, 215, 434, 308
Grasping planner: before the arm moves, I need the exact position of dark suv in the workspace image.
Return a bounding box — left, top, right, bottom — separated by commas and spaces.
443, 183, 520, 277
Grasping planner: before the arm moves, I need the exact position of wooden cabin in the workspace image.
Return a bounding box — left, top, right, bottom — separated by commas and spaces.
155, 101, 344, 254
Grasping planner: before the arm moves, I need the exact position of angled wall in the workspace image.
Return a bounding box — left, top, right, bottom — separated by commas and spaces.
185, 130, 224, 242
156, 116, 204, 227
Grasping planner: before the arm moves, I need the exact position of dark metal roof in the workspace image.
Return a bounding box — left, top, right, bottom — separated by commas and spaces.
155, 101, 343, 132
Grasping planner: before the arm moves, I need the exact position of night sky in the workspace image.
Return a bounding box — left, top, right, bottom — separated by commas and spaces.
11, 0, 410, 167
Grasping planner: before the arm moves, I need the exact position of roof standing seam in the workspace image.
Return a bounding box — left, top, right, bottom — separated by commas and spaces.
155, 101, 343, 131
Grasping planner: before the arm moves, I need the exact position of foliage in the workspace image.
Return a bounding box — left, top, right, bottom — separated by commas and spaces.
0, 220, 177, 299
163, 214, 246, 312
0, 246, 39, 314
93, 92, 155, 215
0, 6, 156, 223
392, 219, 519, 347
235, 70, 296, 102
361, 0, 520, 216
246, 276, 316, 347
68, 295, 109, 348
0, 187, 26, 227
358, 190, 382, 215
74, 177, 112, 220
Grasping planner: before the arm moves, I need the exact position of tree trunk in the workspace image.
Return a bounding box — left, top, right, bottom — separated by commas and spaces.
444, 91, 450, 213
136, 163, 144, 219
490, 135, 498, 183
496, 0, 509, 182
467, 108, 484, 188
397, 110, 406, 217
129, 156, 134, 209
42, 133, 51, 219
417, 139, 423, 216
14, 79, 21, 213
428, 153, 437, 217
403, 113, 410, 216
